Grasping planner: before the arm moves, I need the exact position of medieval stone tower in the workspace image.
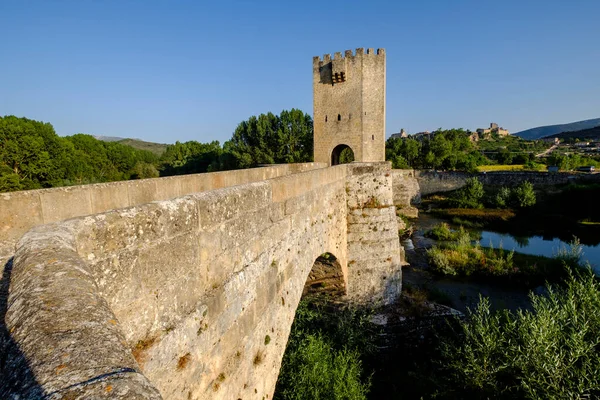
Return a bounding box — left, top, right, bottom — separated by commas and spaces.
313, 48, 386, 165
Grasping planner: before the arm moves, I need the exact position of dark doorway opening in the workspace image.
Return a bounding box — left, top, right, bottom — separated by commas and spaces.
331, 144, 355, 166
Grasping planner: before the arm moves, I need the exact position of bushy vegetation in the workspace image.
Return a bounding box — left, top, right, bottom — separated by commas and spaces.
425, 222, 480, 242
425, 222, 459, 241
441, 178, 536, 210
434, 268, 600, 399
547, 152, 599, 171
274, 297, 375, 400
426, 231, 517, 278
449, 177, 485, 208
427, 230, 583, 284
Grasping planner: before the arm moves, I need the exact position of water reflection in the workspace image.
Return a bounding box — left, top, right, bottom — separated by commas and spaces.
479, 231, 600, 270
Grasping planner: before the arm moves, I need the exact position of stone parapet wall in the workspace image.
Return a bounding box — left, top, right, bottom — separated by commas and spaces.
390, 169, 420, 218
415, 170, 600, 196
2, 163, 403, 399
0, 163, 326, 265
414, 170, 471, 196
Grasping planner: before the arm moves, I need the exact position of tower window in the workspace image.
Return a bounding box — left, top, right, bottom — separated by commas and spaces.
337, 114, 341, 121
325, 115, 327, 122
372, 135, 375, 140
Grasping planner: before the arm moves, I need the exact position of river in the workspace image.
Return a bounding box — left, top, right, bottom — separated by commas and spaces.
479, 231, 600, 272
401, 213, 600, 313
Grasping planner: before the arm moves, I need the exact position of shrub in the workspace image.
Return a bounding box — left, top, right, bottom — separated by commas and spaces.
450, 177, 484, 208
554, 236, 583, 267
511, 181, 536, 208
425, 222, 455, 241
435, 268, 600, 399
494, 186, 511, 208
427, 247, 455, 275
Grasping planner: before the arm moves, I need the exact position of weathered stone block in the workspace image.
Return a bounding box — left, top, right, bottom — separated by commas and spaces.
195, 182, 271, 230
0, 190, 44, 244
90, 182, 131, 214
40, 186, 92, 223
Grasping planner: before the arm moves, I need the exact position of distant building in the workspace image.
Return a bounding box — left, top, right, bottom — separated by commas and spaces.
547, 165, 559, 173
476, 122, 510, 138
542, 137, 560, 144
389, 128, 409, 140
573, 142, 590, 148
412, 131, 432, 141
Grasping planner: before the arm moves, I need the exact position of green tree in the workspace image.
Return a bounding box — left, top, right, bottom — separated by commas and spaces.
338, 147, 355, 164
451, 177, 484, 208
225, 109, 313, 169
511, 181, 536, 208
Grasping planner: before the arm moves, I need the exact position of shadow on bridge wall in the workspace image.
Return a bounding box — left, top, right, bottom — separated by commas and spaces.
0, 257, 45, 397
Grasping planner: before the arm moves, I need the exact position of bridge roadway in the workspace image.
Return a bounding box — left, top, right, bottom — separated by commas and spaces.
1, 162, 403, 399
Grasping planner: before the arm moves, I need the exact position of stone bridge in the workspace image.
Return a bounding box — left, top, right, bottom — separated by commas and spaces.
0, 162, 404, 399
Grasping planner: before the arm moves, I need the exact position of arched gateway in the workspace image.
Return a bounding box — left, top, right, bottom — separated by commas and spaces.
331, 144, 355, 165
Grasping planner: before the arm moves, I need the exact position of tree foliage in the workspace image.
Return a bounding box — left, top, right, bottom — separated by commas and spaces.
386, 129, 484, 171
450, 177, 485, 208
0, 116, 159, 191
225, 109, 313, 168
0, 110, 314, 192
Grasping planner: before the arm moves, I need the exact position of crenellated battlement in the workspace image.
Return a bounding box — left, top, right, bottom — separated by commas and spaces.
313, 48, 385, 65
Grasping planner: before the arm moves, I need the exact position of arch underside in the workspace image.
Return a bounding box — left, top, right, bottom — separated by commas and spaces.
303, 253, 347, 298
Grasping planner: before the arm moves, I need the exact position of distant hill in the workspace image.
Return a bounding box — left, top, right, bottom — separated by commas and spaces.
514, 118, 600, 140
543, 125, 600, 141
93, 135, 127, 142
116, 138, 168, 156
92, 135, 168, 156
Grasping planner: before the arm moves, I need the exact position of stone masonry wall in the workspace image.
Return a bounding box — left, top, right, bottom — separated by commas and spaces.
390, 169, 420, 218
0, 163, 326, 268
345, 163, 403, 304
415, 170, 600, 196
2, 163, 403, 399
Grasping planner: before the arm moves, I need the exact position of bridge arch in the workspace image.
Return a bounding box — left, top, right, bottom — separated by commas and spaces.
3, 162, 403, 400
331, 144, 355, 166
303, 252, 347, 298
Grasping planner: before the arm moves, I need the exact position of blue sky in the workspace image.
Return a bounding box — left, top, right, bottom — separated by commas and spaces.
1, 0, 599, 144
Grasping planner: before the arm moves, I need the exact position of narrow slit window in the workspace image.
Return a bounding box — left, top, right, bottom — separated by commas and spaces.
337, 114, 341, 121
325, 115, 328, 122
372, 135, 375, 140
